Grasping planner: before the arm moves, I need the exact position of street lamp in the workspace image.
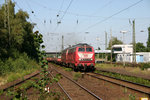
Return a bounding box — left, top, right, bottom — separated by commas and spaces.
84, 32, 89, 42
120, 31, 128, 67
120, 31, 127, 44
96, 37, 100, 49
96, 37, 101, 58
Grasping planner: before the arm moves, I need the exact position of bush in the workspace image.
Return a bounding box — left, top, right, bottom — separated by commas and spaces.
0, 60, 5, 75
0, 52, 38, 76
140, 63, 150, 70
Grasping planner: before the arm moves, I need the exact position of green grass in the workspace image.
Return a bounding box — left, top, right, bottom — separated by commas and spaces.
0, 90, 4, 95
123, 87, 128, 94
95, 70, 150, 87
95, 63, 120, 69
73, 72, 81, 81
118, 98, 127, 100
0, 53, 40, 85
6, 68, 38, 83
129, 93, 136, 100
64, 68, 73, 72
96, 63, 150, 77
19, 80, 33, 90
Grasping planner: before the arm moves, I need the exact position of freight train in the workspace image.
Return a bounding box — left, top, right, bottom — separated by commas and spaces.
47, 43, 95, 71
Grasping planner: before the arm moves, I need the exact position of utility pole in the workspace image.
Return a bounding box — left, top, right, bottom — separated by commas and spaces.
7, 0, 11, 47
56, 47, 57, 58
61, 35, 64, 51
110, 29, 112, 64
132, 20, 136, 63
4, 0, 7, 28
105, 31, 107, 61
105, 31, 107, 50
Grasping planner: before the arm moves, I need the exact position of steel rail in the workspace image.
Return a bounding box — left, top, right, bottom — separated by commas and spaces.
94, 72, 150, 88
97, 69, 150, 81
86, 72, 150, 96
53, 68, 103, 100
0, 71, 40, 91
49, 71, 72, 100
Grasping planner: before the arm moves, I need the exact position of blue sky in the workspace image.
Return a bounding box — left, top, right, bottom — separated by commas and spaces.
0, 0, 150, 52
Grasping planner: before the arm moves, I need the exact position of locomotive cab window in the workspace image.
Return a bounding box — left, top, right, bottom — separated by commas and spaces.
78, 48, 85, 52
86, 48, 92, 52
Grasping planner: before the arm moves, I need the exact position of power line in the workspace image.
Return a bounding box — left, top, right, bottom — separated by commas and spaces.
92, 0, 114, 16
29, 0, 149, 20
52, 0, 65, 32
13, 0, 21, 9
58, 0, 65, 16
60, 0, 74, 20
82, 0, 144, 32
23, 0, 47, 33
13, 0, 42, 32
25, 0, 33, 13
53, 0, 74, 32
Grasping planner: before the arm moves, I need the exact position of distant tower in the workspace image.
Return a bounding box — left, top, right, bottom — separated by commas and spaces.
105, 31, 107, 50
132, 20, 136, 63
62, 35, 64, 51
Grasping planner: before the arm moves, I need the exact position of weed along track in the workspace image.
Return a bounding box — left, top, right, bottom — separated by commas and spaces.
51, 68, 102, 100
0, 70, 40, 91
0, 71, 41, 99
49, 71, 72, 100
86, 72, 150, 98
96, 68, 150, 81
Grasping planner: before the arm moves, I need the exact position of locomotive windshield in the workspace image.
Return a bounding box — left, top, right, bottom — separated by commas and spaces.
86, 48, 92, 52
78, 48, 85, 52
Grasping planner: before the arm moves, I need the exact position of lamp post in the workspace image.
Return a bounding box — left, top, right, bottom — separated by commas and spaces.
84, 32, 89, 42
120, 31, 127, 44
96, 37, 100, 58
120, 31, 127, 67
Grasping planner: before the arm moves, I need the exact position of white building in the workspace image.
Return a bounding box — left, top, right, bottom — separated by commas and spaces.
112, 44, 150, 63
116, 54, 133, 63
112, 44, 133, 54
95, 50, 111, 54
136, 52, 150, 63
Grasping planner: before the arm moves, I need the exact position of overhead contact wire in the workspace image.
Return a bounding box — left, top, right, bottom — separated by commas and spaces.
82, 0, 144, 32
53, 0, 74, 32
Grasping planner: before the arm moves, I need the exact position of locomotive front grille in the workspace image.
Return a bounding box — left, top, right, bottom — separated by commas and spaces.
79, 58, 92, 61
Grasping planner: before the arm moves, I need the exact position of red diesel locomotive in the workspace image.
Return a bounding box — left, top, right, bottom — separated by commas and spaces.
61, 43, 95, 71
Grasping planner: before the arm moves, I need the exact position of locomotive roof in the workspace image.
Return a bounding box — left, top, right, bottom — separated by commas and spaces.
62, 43, 92, 51
69, 43, 92, 49
72, 43, 91, 47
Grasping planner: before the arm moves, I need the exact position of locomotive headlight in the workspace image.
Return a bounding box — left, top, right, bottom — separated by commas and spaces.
79, 58, 81, 61
91, 58, 93, 60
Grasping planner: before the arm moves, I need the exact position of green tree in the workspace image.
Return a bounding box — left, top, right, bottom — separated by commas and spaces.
107, 37, 123, 50
147, 26, 150, 51
0, 0, 38, 60
136, 42, 146, 52
98, 47, 101, 50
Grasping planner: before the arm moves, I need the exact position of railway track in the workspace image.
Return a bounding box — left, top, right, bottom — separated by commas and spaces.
0, 71, 41, 99
0, 71, 40, 91
96, 69, 150, 81
86, 72, 150, 97
52, 68, 102, 100
49, 71, 72, 100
